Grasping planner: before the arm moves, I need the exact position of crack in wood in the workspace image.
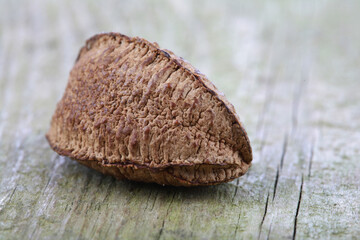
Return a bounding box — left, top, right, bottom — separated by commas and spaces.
150, 191, 159, 211
101, 177, 115, 203
308, 139, 315, 178
261, 191, 270, 226
258, 191, 270, 240
280, 134, 288, 170
272, 166, 280, 201
157, 192, 176, 240
144, 191, 152, 211
266, 221, 273, 240
234, 211, 242, 238
292, 175, 304, 240
231, 178, 240, 203
0, 185, 17, 212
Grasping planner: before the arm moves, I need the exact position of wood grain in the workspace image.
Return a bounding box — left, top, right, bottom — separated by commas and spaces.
0, 0, 359, 239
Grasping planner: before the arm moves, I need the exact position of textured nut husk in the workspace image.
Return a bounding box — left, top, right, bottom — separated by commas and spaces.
46, 32, 252, 186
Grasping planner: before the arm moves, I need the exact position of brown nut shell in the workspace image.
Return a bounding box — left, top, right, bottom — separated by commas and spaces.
46, 32, 252, 186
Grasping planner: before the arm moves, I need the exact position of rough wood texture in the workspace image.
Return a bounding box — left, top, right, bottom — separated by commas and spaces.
0, 0, 359, 239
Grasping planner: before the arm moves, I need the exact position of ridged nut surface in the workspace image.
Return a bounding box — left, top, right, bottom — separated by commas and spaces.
46, 32, 252, 186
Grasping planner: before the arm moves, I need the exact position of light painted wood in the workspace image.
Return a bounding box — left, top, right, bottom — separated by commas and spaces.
0, 0, 359, 239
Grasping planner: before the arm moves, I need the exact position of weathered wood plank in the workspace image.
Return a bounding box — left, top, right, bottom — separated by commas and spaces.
0, 0, 359, 239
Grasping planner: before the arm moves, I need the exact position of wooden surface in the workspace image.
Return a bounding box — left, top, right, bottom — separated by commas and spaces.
0, 0, 359, 239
